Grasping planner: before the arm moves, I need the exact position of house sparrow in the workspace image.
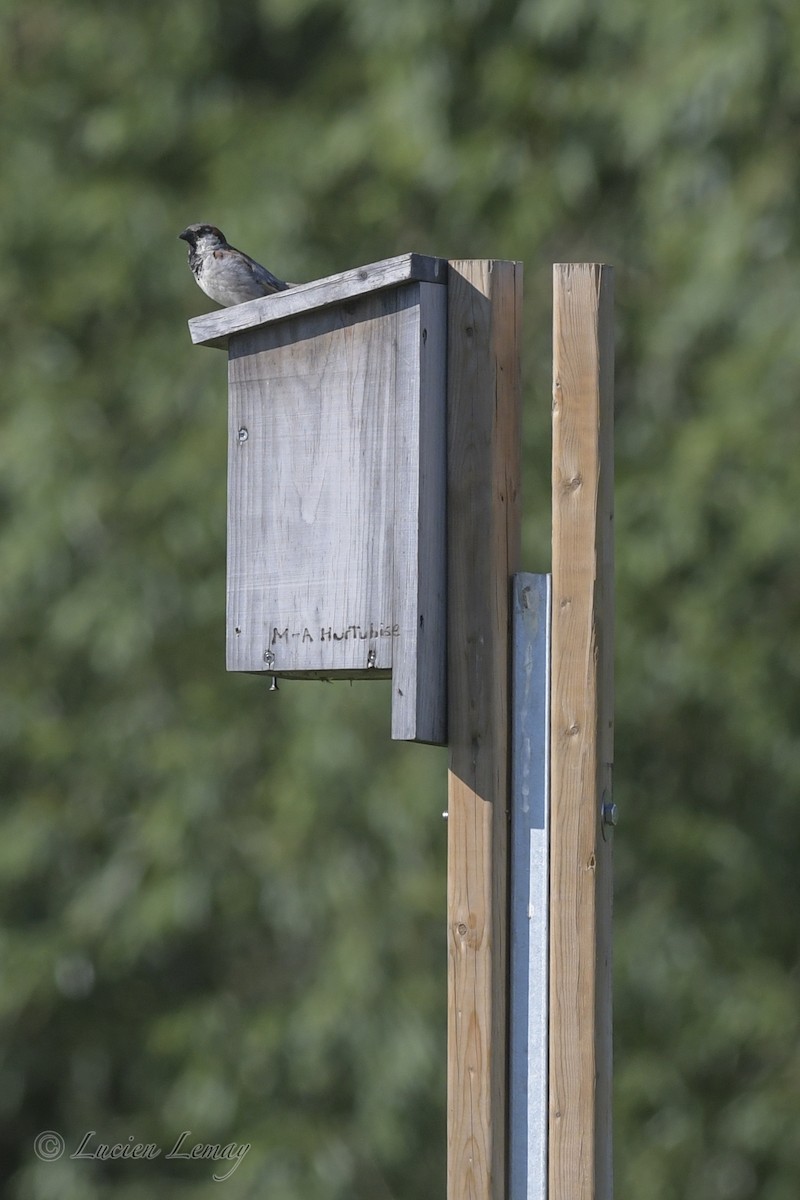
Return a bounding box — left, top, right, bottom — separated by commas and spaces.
178, 223, 294, 307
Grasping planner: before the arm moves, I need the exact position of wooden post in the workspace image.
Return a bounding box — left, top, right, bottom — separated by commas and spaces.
549, 264, 615, 1200
447, 260, 522, 1200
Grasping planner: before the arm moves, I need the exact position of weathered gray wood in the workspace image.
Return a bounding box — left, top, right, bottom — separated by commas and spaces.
227, 290, 403, 677
391, 283, 447, 742
510, 573, 551, 1200
189, 253, 448, 349
226, 282, 447, 744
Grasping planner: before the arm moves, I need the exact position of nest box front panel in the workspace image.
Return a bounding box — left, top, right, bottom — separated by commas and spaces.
225, 281, 446, 741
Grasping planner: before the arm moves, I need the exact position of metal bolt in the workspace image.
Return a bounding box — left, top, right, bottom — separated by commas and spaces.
238, 426, 248, 443
263, 649, 275, 667
601, 800, 618, 829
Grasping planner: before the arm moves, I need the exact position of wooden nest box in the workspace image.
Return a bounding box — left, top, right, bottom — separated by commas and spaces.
188, 254, 447, 745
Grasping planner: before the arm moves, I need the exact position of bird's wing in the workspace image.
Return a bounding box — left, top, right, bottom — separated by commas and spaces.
215, 247, 289, 294
246, 255, 291, 293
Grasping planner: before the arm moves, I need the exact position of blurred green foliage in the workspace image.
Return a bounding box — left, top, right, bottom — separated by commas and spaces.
1, 0, 800, 1196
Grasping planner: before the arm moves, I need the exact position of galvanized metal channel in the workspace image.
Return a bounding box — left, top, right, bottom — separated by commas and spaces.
509, 573, 551, 1199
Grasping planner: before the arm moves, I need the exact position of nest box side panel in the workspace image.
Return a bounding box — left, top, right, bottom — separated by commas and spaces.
226, 289, 417, 677
390, 282, 447, 744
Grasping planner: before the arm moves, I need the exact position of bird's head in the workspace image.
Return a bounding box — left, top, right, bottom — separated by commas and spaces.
178, 224, 227, 251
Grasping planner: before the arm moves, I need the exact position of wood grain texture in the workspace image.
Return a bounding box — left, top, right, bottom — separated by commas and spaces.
226, 283, 447, 743
447, 260, 522, 1200
188, 252, 448, 349
549, 263, 614, 1200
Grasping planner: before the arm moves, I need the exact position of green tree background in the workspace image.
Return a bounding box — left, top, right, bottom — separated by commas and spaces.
2, 0, 800, 1197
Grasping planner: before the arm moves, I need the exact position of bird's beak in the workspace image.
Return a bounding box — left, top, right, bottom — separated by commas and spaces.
178, 230, 190, 242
